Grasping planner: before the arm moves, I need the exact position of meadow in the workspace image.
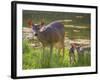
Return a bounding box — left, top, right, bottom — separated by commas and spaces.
22, 40, 90, 69
22, 10, 91, 69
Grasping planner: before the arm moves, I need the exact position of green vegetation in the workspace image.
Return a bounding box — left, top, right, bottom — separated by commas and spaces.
23, 10, 90, 27
23, 40, 90, 69
64, 26, 90, 39
23, 10, 90, 39
22, 10, 91, 69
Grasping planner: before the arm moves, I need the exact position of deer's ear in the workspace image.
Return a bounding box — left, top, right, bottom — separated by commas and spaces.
40, 18, 45, 27
27, 19, 34, 28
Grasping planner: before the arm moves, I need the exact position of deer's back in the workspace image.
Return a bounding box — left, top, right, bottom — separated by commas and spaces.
39, 21, 65, 46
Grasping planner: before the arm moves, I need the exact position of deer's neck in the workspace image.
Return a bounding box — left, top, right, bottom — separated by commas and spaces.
37, 31, 46, 44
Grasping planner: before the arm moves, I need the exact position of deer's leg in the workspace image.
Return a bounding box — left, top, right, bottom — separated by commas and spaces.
58, 48, 61, 56
73, 53, 75, 64
43, 46, 45, 61
62, 43, 65, 64
57, 48, 61, 64
41, 45, 45, 67
62, 41, 65, 58
49, 45, 53, 67
69, 52, 72, 64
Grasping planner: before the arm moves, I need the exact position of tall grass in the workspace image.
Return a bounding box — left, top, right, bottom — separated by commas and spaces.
22, 40, 91, 69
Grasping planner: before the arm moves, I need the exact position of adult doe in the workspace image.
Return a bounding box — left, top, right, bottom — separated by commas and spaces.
28, 19, 65, 65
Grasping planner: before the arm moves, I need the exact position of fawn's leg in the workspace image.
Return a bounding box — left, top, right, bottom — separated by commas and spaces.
69, 52, 72, 64
73, 53, 76, 63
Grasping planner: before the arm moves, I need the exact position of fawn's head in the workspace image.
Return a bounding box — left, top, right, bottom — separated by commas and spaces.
27, 19, 45, 36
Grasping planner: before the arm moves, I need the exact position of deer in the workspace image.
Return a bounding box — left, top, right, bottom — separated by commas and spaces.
69, 43, 76, 64
27, 19, 65, 65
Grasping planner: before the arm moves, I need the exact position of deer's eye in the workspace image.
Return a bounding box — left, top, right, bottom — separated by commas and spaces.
34, 33, 38, 36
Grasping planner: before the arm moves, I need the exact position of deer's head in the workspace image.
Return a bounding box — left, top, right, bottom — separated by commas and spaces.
27, 19, 45, 36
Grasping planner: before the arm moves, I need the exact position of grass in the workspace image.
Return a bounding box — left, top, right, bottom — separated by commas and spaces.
22, 40, 91, 69
22, 11, 91, 69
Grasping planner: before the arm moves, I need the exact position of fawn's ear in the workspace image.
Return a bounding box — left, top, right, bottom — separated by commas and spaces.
27, 19, 34, 28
